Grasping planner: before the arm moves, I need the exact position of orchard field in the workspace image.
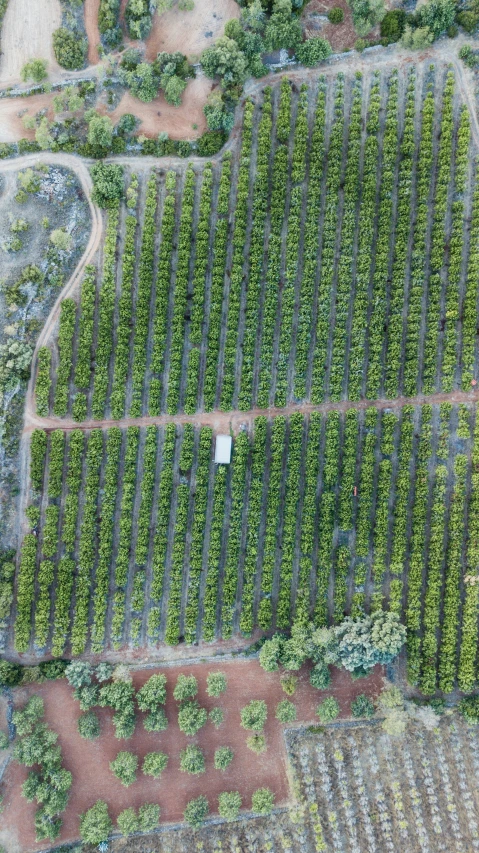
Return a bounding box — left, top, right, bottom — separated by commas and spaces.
11, 61, 479, 699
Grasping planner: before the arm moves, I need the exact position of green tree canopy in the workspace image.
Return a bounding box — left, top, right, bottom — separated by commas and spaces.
240, 699, 267, 731
79, 800, 112, 845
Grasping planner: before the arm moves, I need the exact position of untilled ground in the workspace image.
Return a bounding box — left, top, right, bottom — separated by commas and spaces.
107, 74, 213, 138
84, 0, 101, 65
0, 0, 62, 85
0, 659, 384, 852
144, 0, 241, 61
301, 0, 375, 51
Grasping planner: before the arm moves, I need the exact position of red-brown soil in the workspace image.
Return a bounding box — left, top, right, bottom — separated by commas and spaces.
0, 93, 57, 144
106, 75, 213, 139
301, 0, 377, 51
1, 660, 384, 852
84, 0, 101, 66
144, 0, 241, 62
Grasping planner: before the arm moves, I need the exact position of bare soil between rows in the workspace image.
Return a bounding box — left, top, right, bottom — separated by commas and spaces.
1, 660, 383, 852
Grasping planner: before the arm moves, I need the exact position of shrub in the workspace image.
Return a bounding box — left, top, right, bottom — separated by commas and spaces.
0, 731, 8, 749
197, 130, 226, 157
351, 694, 375, 718
459, 44, 478, 67
218, 790, 242, 820
53, 28, 87, 70
184, 795, 209, 828
39, 660, 68, 680
457, 10, 479, 31
21, 59, 48, 83
78, 711, 100, 739
65, 661, 92, 688
240, 700, 267, 731
139, 803, 160, 831
281, 674, 298, 695
214, 746, 233, 770
316, 697, 340, 723
90, 162, 123, 208
310, 663, 332, 690
178, 700, 208, 735
459, 695, 479, 724
173, 673, 198, 701
209, 707, 224, 728
110, 751, 138, 786
296, 37, 332, 66
0, 659, 22, 687
251, 787, 275, 815
275, 700, 297, 723
142, 751, 168, 778
206, 671, 227, 697
328, 6, 344, 22
180, 744, 205, 775
137, 673, 167, 709
143, 707, 168, 732
380, 8, 405, 40
80, 800, 112, 845
246, 734, 267, 754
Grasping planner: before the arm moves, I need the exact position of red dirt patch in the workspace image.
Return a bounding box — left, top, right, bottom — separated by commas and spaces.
144, 0, 241, 62
0, 92, 57, 143
1, 660, 383, 852
301, 0, 376, 52
84, 0, 101, 65
106, 75, 213, 139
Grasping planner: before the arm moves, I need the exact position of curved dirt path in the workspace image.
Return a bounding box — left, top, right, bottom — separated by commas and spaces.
24, 386, 479, 434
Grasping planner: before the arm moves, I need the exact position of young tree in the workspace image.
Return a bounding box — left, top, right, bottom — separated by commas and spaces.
280, 674, 298, 695
65, 660, 92, 688
214, 746, 234, 770
77, 711, 101, 740
259, 635, 282, 672
240, 700, 267, 731
184, 795, 209, 828
137, 673, 167, 710
173, 673, 198, 701
400, 23, 433, 48
180, 744, 205, 775
206, 671, 227, 697
117, 806, 139, 835
316, 697, 340, 723
309, 662, 332, 690
138, 803, 160, 832
351, 694, 375, 718
218, 790, 242, 820
275, 700, 297, 723
79, 800, 112, 845
251, 787, 275, 815
142, 751, 169, 778
209, 707, 224, 728
110, 751, 138, 786
178, 700, 208, 735
246, 734, 267, 753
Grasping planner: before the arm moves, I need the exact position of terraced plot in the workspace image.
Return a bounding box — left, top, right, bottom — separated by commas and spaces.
35, 63, 479, 421
290, 718, 479, 853
14, 401, 479, 697
11, 62, 479, 699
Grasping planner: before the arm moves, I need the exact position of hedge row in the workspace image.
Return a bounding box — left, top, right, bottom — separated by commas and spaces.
150, 172, 177, 415
130, 176, 158, 417
314, 411, 340, 624
295, 412, 322, 624
237, 87, 273, 410
110, 214, 138, 419
239, 417, 267, 635
91, 427, 122, 652
221, 431, 249, 637
166, 166, 196, 414
201, 465, 227, 642
458, 411, 479, 690
91, 206, 120, 418
71, 429, 104, 655
256, 79, 291, 409
111, 427, 139, 647
277, 413, 303, 628
74, 266, 96, 390
35, 347, 51, 417
193, 155, 232, 412
184, 428, 213, 643
53, 299, 76, 416
258, 416, 286, 629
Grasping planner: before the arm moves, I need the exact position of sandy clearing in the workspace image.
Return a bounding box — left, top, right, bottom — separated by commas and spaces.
84, 0, 101, 65
301, 0, 375, 51
0, 91, 57, 143
0, 0, 62, 86
107, 74, 213, 139
144, 0, 241, 62
1, 661, 384, 852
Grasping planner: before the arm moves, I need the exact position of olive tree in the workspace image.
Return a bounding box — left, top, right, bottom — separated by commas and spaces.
240, 700, 267, 732
180, 744, 205, 775
79, 800, 112, 845
218, 790, 242, 820
184, 795, 209, 828
206, 671, 227, 697
110, 751, 138, 786
214, 746, 233, 770
251, 787, 275, 815
142, 751, 168, 778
